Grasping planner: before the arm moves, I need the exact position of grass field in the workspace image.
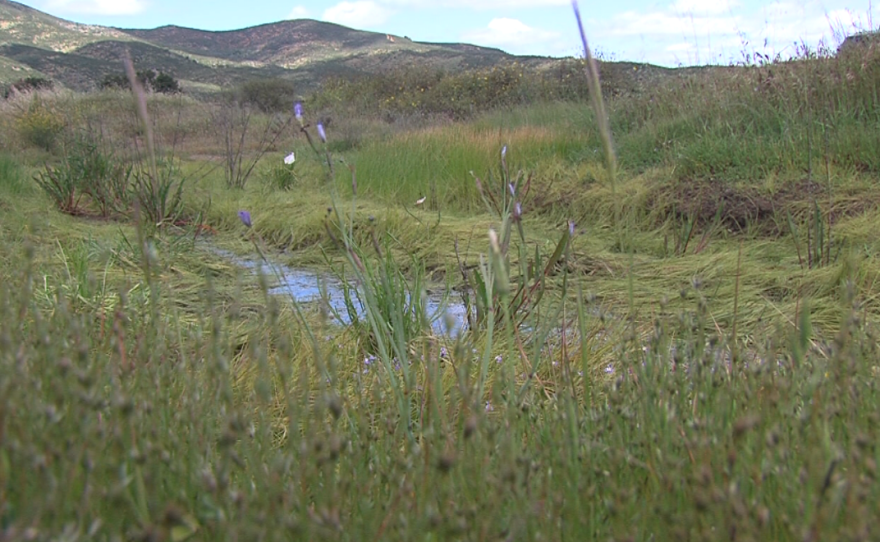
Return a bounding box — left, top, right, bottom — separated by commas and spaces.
2, 34, 880, 541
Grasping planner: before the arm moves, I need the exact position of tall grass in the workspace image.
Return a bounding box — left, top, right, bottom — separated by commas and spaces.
0, 153, 31, 196
344, 121, 589, 213
3, 197, 880, 539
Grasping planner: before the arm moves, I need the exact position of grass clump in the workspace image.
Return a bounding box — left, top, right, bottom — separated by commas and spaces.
34, 131, 133, 217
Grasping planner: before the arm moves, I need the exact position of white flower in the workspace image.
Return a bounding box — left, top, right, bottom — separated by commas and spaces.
414, 196, 426, 206
284, 152, 295, 165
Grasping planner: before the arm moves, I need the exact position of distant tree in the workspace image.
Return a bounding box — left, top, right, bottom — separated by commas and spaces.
3, 77, 54, 99
100, 73, 129, 91
153, 72, 181, 94
99, 69, 181, 94
236, 78, 297, 113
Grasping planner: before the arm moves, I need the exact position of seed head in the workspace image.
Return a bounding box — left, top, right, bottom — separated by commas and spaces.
437, 451, 456, 473
488, 228, 500, 254
464, 415, 478, 439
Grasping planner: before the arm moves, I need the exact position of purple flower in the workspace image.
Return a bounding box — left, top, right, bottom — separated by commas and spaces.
508, 183, 515, 197
316, 122, 327, 143
513, 202, 522, 219
485, 401, 494, 412
495, 354, 503, 364
294, 102, 303, 123
363, 355, 376, 374
568, 220, 575, 236
237, 210, 252, 228
501, 145, 507, 160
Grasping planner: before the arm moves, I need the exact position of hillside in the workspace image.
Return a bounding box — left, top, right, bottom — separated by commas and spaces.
120, 20, 431, 65
0, 0, 558, 93
0, 0, 136, 51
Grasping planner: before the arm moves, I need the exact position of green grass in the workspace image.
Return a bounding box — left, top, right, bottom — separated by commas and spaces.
0, 153, 33, 197
3, 44, 880, 541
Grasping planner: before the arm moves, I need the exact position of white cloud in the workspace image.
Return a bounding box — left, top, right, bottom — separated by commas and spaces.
461, 18, 562, 54
45, 0, 146, 15
383, 0, 568, 7
287, 5, 310, 19
603, 10, 741, 37
665, 42, 693, 52
580, 0, 880, 66
668, 0, 740, 16
322, 1, 394, 28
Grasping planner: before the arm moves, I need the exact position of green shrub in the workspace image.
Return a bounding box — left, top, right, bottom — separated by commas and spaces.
33, 133, 134, 217
311, 62, 593, 121
2, 76, 54, 99
236, 78, 298, 113
99, 73, 129, 91
153, 72, 181, 94
16, 95, 65, 151
100, 69, 181, 94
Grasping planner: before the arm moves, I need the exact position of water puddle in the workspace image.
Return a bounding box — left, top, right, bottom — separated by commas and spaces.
207, 247, 469, 335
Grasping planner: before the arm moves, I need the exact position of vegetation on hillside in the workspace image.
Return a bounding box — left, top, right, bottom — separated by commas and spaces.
101, 69, 181, 94
0, 0, 554, 92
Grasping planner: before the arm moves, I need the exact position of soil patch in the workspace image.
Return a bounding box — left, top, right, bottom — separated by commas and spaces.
652, 177, 876, 235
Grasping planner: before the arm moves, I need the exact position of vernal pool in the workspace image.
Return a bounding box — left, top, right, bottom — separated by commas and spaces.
208, 247, 469, 335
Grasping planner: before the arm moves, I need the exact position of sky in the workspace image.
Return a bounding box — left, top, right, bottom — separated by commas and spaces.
15, 0, 880, 66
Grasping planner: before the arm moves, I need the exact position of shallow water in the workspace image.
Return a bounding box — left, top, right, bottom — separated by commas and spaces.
208, 246, 469, 335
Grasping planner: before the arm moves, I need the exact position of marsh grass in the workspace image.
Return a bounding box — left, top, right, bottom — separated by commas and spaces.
0, 153, 32, 197
4, 15, 880, 542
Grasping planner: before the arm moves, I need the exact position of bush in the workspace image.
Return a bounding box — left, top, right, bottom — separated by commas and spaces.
99, 73, 129, 91
211, 100, 291, 189
16, 95, 65, 151
236, 78, 298, 113
3, 77, 54, 99
153, 72, 181, 94
100, 69, 181, 94
312, 62, 589, 121
33, 132, 134, 217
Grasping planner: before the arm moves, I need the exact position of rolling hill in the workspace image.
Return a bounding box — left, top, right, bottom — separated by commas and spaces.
0, 0, 557, 93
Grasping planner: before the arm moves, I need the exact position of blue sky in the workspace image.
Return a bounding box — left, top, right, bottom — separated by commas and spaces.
17, 0, 880, 66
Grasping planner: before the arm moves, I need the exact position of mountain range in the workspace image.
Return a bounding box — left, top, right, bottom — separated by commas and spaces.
0, 0, 566, 93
